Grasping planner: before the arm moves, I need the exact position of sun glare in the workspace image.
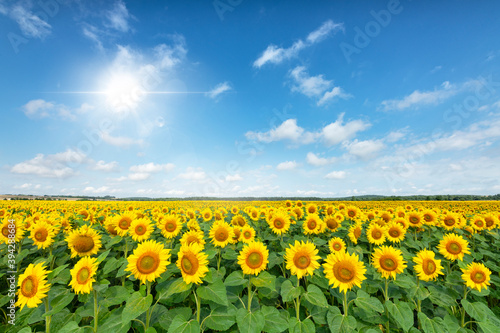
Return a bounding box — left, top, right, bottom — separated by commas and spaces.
104, 72, 143, 112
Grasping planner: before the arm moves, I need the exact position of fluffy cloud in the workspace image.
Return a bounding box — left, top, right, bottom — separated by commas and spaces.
9, 4, 51, 39
106, 0, 131, 32
306, 152, 336, 166
325, 171, 346, 179
276, 161, 298, 171
177, 167, 207, 181
253, 20, 343, 68
246, 119, 316, 144
91, 160, 119, 172
130, 162, 175, 173
345, 139, 385, 159
21, 100, 91, 121
321, 114, 371, 146
206, 82, 232, 99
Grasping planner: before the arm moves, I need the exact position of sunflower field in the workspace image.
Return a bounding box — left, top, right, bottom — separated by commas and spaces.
1, 200, 499, 333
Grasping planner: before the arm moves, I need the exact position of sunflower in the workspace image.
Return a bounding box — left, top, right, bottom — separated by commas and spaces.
231, 214, 247, 227
345, 205, 361, 220
461, 262, 491, 292
292, 207, 304, 221
421, 209, 437, 226
16, 263, 51, 310
407, 212, 423, 228
483, 213, 499, 230
113, 212, 136, 236
180, 230, 206, 248
126, 240, 171, 284
268, 210, 291, 235
201, 208, 213, 222
303, 214, 323, 235
394, 217, 408, 230
231, 227, 242, 243
305, 203, 317, 215
104, 218, 118, 236
440, 212, 460, 231
129, 218, 154, 242
348, 223, 363, 244
285, 240, 321, 279
324, 215, 341, 232
367, 223, 386, 245
157, 214, 183, 239
323, 251, 366, 293
385, 223, 406, 244
69, 256, 99, 294
248, 208, 260, 221
209, 221, 234, 248
66, 225, 102, 258
0, 218, 24, 244
176, 243, 209, 284
413, 250, 444, 281
437, 233, 471, 261
379, 211, 393, 224
328, 237, 346, 253
470, 216, 485, 231
238, 241, 269, 276
240, 225, 256, 244
29, 219, 56, 249
372, 246, 407, 279
187, 219, 201, 231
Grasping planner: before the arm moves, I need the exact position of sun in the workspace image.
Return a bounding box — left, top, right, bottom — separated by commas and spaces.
104, 72, 143, 112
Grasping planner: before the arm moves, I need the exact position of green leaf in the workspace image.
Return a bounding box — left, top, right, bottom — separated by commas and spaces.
393, 275, 416, 289
427, 286, 457, 308
146, 328, 158, 333
97, 249, 111, 263
196, 279, 228, 306
327, 308, 357, 333
224, 270, 247, 287
461, 299, 496, 322
385, 300, 414, 333
44, 291, 75, 317
101, 286, 130, 307
103, 257, 122, 275
261, 305, 288, 333
203, 304, 236, 331
236, 308, 265, 333
288, 317, 316, 333
303, 284, 328, 308
281, 279, 301, 303
418, 312, 449, 333
478, 316, 500, 333
354, 289, 384, 313
158, 278, 192, 301
57, 321, 85, 333
251, 271, 276, 290
121, 291, 152, 324
168, 314, 200, 333
47, 264, 69, 280
159, 307, 192, 331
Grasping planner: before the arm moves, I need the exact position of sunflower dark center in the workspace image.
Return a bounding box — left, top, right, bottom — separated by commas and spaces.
77, 267, 90, 284
181, 253, 199, 275
472, 271, 486, 283
423, 259, 436, 275
294, 254, 310, 269
21, 276, 38, 297
380, 256, 397, 271
246, 252, 263, 269
137, 254, 159, 274
446, 242, 462, 255
73, 235, 95, 253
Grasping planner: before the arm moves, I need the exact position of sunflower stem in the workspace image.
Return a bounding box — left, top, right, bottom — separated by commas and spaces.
461, 285, 468, 327
194, 290, 201, 323
122, 239, 129, 287
217, 247, 221, 272
384, 279, 390, 333
296, 278, 301, 320
416, 278, 421, 330
247, 276, 253, 311
146, 281, 152, 329
343, 291, 348, 316
93, 289, 99, 333
44, 296, 51, 333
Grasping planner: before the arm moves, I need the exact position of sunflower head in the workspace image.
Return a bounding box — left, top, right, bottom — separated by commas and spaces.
413, 249, 443, 281
328, 237, 346, 253
285, 240, 321, 279
129, 218, 154, 242
69, 256, 99, 294
303, 214, 323, 235
66, 224, 102, 258
323, 251, 366, 293
158, 214, 183, 239
372, 245, 407, 279
348, 223, 363, 245
176, 242, 209, 285
113, 212, 136, 236
209, 221, 234, 248
238, 241, 269, 276
385, 222, 406, 244
180, 230, 206, 248
240, 225, 256, 244
16, 263, 51, 310
367, 223, 386, 245
268, 210, 291, 235
461, 262, 491, 292
437, 233, 471, 261
126, 240, 171, 284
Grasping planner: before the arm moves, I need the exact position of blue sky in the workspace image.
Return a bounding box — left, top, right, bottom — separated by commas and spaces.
1, 0, 500, 198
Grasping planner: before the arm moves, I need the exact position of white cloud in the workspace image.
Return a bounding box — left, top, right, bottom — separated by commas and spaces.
21, 99, 91, 121
289, 66, 351, 105
178, 167, 207, 181
130, 162, 175, 173
325, 171, 346, 179
154, 35, 187, 70
246, 115, 370, 147
321, 114, 371, 146
10, 149, 89, 179
225, 174, 243, 182
206, 82, 232, 99
306, 152, 336, 166
91, 160, 119, 172
83, 186, 113, 194
379, 79, 487, 112
345, 140, 385, 159
101, 132, 145, 147
253, 20, 343, 68
10, 4, 51, 39
106, 0, 131, 32
127, 172, 151, 181
82, 24, 104, 51
276, 161, 298, 171
385, 129, 407, 143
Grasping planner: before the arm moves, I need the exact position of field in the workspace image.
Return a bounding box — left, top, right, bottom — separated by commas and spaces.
1, 200, 499, 333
